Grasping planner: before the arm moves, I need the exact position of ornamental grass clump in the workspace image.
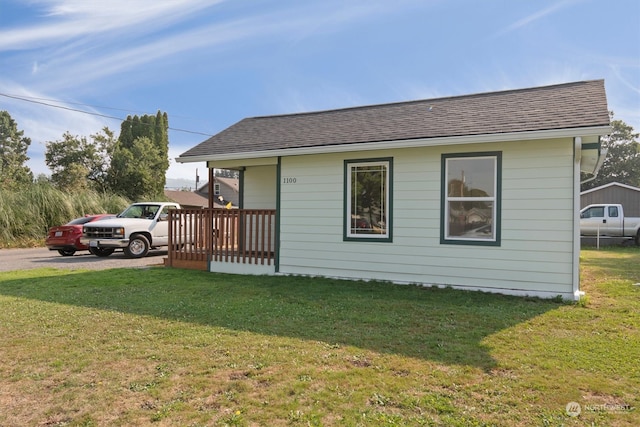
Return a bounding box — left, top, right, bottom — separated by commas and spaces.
0, 183, 129, 247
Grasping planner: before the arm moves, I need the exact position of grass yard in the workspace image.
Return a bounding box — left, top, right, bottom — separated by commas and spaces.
0, 248, 638, 426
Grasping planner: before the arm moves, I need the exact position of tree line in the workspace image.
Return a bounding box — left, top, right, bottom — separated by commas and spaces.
0, 110, 170, 200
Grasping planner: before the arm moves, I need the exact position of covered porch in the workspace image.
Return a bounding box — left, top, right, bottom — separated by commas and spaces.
166, 208, 277, 274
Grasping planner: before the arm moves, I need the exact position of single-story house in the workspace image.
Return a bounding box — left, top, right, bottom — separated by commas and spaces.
581, 182, 640, 217
164, 189, 210, 209
175, 80, 611, 300
197, 177, 240, 207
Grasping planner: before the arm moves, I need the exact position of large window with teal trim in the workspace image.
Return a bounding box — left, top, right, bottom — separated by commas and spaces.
441, 152, 501, 245
344, 158, 392, 241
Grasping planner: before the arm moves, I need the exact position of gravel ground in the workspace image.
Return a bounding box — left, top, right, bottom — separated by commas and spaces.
0, 247, 167, 272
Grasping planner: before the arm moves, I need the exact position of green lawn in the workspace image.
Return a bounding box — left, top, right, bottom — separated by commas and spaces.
0, 248, 638, 426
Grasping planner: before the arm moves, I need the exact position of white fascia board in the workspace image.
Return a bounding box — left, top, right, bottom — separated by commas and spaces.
175, 125, 612, 164
207, 157, 279, 169
176, 155, 217, 164
581, 181, 640, 195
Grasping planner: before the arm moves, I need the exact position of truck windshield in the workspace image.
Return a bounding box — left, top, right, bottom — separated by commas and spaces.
118, 204, 160, 219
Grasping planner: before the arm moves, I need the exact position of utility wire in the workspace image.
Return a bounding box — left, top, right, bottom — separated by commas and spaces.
2, 93, 196, 119
0, 92, 214, 137
1, 93, 149, 114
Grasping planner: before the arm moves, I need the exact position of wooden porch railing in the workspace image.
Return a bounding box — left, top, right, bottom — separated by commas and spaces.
167, 208, 276, 270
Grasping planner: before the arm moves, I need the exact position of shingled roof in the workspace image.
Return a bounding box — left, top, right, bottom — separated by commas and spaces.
179, 80, 609, 160
164, 190, 210, 209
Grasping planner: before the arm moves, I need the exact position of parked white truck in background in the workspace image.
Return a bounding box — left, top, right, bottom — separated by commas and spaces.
81, 202, 182, 258
580, 203, 640, 245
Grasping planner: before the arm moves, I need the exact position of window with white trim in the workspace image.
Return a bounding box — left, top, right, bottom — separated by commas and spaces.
441, 152, 501, 245
344, 158, 392, 241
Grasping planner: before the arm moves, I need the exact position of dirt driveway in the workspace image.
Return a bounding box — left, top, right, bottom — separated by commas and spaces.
0, 247, 167, 272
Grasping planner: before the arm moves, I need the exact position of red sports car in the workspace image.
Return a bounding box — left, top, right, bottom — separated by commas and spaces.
45, 214, 116, 256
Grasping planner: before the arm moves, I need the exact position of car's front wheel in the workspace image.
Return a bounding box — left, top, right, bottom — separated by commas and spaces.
89, 247, 115, 257
124, 234, 150, 258
57, 249, 76, 256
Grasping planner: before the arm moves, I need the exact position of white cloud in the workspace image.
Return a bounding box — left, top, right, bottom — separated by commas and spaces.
36, 16, 267, 91
491, 0, 583, 38
0, 0, 222, 50
7, 1, 408, 99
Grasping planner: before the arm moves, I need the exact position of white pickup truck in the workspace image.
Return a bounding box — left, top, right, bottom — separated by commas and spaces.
81, 202, 182, 258
580, 203, 640, 245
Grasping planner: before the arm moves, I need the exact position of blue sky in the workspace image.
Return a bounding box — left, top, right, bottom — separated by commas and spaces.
1, 0, 639, 184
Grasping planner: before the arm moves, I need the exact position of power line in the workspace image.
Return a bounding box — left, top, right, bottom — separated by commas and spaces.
0, 92, 214, 137
1, 93, 149, 114
2, 93, 197, 119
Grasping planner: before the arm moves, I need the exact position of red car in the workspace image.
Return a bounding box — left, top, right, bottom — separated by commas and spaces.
45, 214, 116, 256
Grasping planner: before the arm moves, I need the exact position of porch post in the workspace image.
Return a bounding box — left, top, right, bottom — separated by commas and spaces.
208, 166, 215, 209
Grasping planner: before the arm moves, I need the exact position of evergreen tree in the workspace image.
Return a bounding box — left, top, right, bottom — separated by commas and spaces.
119, 115, 134, 148
109, 111, 169, 199
0, 111, 33, 189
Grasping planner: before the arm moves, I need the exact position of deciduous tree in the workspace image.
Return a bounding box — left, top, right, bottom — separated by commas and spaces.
109, 136, 164, 200
581, 113, 640, 190
45, 128, 116, 192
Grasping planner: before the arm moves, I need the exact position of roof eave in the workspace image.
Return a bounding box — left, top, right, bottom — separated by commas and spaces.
176, 125, 612, 164
581, 181, 640, 195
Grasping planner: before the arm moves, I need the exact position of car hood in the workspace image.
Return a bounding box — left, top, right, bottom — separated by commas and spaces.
84, 218, 155, 228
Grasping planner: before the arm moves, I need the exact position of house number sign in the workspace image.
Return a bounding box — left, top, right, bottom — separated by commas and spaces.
282, 177, 297, 184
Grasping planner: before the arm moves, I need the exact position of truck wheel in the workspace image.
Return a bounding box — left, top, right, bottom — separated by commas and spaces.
124, 234, 150, 258
636, 230, 640, 246
89, 247, 115, 257
58, 249, 76, 256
